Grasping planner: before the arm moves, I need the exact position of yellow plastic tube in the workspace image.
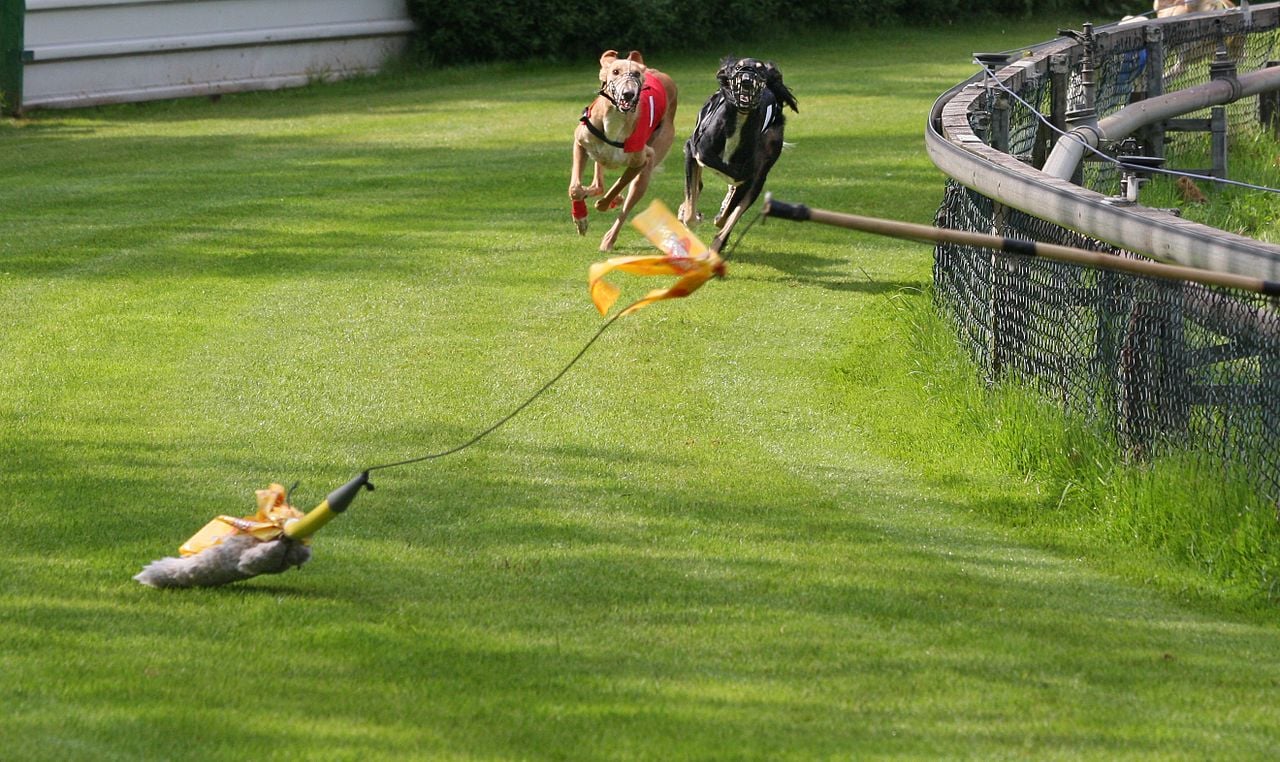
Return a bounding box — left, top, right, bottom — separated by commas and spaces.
284, 472, 371, 541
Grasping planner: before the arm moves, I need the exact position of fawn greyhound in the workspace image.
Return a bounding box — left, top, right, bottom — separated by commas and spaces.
569, 50, 679, 251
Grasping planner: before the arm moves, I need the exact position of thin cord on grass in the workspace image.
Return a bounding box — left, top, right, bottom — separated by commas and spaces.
365, 218, 760, 474
364, 303, 629, 472
721, 211, 764, 260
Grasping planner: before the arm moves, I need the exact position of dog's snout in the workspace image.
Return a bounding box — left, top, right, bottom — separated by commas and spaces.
610, 71, 643, 111
730, 68, 764, 110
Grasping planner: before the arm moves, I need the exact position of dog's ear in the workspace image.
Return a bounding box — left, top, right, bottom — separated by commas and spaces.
763, 61, 799, 113
625, 51, 645, 65
716, 56, 737, 86
600, 50, 619, 68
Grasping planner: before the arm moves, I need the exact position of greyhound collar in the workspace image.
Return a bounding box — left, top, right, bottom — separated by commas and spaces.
580, 108, 625, 149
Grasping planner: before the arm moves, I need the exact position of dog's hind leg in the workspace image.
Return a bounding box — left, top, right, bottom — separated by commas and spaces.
712, 165, 774, 252
597, 164, 642, 213
712, 191, 750, 252
712, 135, 784, 251
599, 179, 640, 251
679, 150, 704, 226
587, 162, 605, 197
599, 161, 654, 251
714, 184, 741, 229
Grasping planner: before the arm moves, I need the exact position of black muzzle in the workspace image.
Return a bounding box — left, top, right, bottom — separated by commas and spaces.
723, 65, 765, 112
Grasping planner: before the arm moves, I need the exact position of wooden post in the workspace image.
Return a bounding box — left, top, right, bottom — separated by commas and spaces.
1049, 53, 1069, 135
1144, 25, 1166, 161
990, 92, 1011, 154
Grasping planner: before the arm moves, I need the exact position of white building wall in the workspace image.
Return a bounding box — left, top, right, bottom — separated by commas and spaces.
23, 0, 415, 109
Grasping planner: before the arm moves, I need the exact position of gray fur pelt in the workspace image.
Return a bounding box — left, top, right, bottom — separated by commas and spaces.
134, 534, 312, 588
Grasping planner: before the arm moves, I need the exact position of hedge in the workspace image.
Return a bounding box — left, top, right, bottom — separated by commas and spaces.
407, 1, 1122, 67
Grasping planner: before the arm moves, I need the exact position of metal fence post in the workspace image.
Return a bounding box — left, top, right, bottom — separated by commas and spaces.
1262, 61, 1280, 136
0, 0, 23, 115
1208, 46, 1237, 178
1060, 23, 1098, 187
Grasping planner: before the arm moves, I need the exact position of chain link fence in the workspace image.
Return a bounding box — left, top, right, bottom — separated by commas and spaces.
933, 7, 1280, 500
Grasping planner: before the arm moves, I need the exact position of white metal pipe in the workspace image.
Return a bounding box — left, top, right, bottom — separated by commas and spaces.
1042, 65, 1280, 179
927, 84, 1280, 280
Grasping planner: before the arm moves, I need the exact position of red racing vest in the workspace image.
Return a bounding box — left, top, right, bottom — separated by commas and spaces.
622, 73, 668, 153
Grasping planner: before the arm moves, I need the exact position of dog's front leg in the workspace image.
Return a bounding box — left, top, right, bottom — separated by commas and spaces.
569, 132, 591, 202
569, 134, 597, 235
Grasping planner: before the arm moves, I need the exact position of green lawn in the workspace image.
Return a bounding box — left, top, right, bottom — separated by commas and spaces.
4, 18, 1280, 759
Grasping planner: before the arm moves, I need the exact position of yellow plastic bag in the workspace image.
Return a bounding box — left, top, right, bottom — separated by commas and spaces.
589, 200, 725, 317
178, 483, 307, 556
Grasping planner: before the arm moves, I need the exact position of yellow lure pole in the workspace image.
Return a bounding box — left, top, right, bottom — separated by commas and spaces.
284, 472, 372, 541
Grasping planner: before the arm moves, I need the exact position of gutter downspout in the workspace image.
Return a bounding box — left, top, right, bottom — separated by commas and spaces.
0, 0, 23, 115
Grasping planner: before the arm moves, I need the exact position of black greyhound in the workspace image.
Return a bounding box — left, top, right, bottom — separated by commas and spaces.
679, 56, 798, 252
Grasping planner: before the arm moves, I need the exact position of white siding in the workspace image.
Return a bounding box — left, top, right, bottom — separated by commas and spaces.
22, 0, 415, 109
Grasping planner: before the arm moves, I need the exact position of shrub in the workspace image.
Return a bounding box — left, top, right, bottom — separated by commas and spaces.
407, 1, 1116, 67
